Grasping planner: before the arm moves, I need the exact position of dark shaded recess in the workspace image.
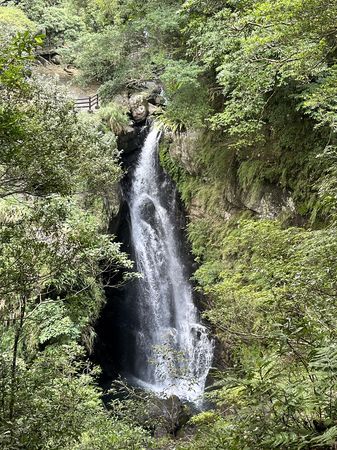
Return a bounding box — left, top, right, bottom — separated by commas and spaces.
92, 123, 147, 391
92, 124, 197, 394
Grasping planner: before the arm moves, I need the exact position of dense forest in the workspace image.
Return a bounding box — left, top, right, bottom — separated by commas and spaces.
2, 0, 337, 449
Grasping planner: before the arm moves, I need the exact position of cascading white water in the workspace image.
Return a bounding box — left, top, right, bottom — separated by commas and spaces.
127, 126, 213, 403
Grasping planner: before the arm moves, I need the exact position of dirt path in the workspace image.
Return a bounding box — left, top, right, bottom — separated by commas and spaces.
34, 63, 100, 99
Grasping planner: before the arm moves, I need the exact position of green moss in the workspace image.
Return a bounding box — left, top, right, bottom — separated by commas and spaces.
159, 138, 195, 205
166, 95, 331, 225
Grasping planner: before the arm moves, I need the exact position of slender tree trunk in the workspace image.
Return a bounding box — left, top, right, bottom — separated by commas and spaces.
9, 294, 26, 440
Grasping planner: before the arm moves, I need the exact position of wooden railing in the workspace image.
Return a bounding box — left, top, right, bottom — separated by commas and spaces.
75, 94, 99, 112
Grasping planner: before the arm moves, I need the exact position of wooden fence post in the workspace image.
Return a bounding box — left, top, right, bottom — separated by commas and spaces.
74, 94, 99, 112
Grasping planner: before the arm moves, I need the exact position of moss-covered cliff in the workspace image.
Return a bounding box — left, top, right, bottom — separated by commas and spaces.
159, 111, 337, 448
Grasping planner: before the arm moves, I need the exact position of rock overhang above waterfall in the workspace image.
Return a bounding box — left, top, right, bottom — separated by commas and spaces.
111, 83, 165, 126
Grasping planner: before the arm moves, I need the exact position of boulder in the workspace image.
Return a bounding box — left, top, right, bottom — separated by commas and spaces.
51, 53, 61, 65
148, 103, 162, 116
142, 81, 162, 95
113, 92, 130, 110
129, 93, 149, 123
147, 395, 192, 436
139, 81, 163, 104
153, 94, 166, 106
134, 81, 166, 105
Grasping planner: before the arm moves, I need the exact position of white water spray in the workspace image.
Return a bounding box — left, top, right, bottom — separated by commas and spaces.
127, 127, 213, 403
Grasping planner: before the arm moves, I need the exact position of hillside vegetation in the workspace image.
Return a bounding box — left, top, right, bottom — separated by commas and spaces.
2, 1, 337, 449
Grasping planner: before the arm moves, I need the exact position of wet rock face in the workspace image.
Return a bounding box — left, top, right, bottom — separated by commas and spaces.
239, 184, 297, 219
117, 124, 147, 157
167, 130, 298, 221
167, 130, 202, 175
146, 395, 192, 437
148, 103, 162, 116
140, 81, 165, 106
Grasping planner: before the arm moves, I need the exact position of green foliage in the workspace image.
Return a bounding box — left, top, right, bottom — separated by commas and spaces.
0, 33, 151, 450
60, 0, 182, 73
181, 0, 337, 144
0, 6, 36, 35
3, 0, 337, 447
0, 31, 43, 89
1, 73, 121, 199
65, 26, 126, 81
38, 5, 84, 48
0, 343, 151, 450
174, 215, 337, 449
17, 0, 85, 49
159, 59, 211, 130
98, 101, 130, 134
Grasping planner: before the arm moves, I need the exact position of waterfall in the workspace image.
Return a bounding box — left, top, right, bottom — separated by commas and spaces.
126, 126, 213, 403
